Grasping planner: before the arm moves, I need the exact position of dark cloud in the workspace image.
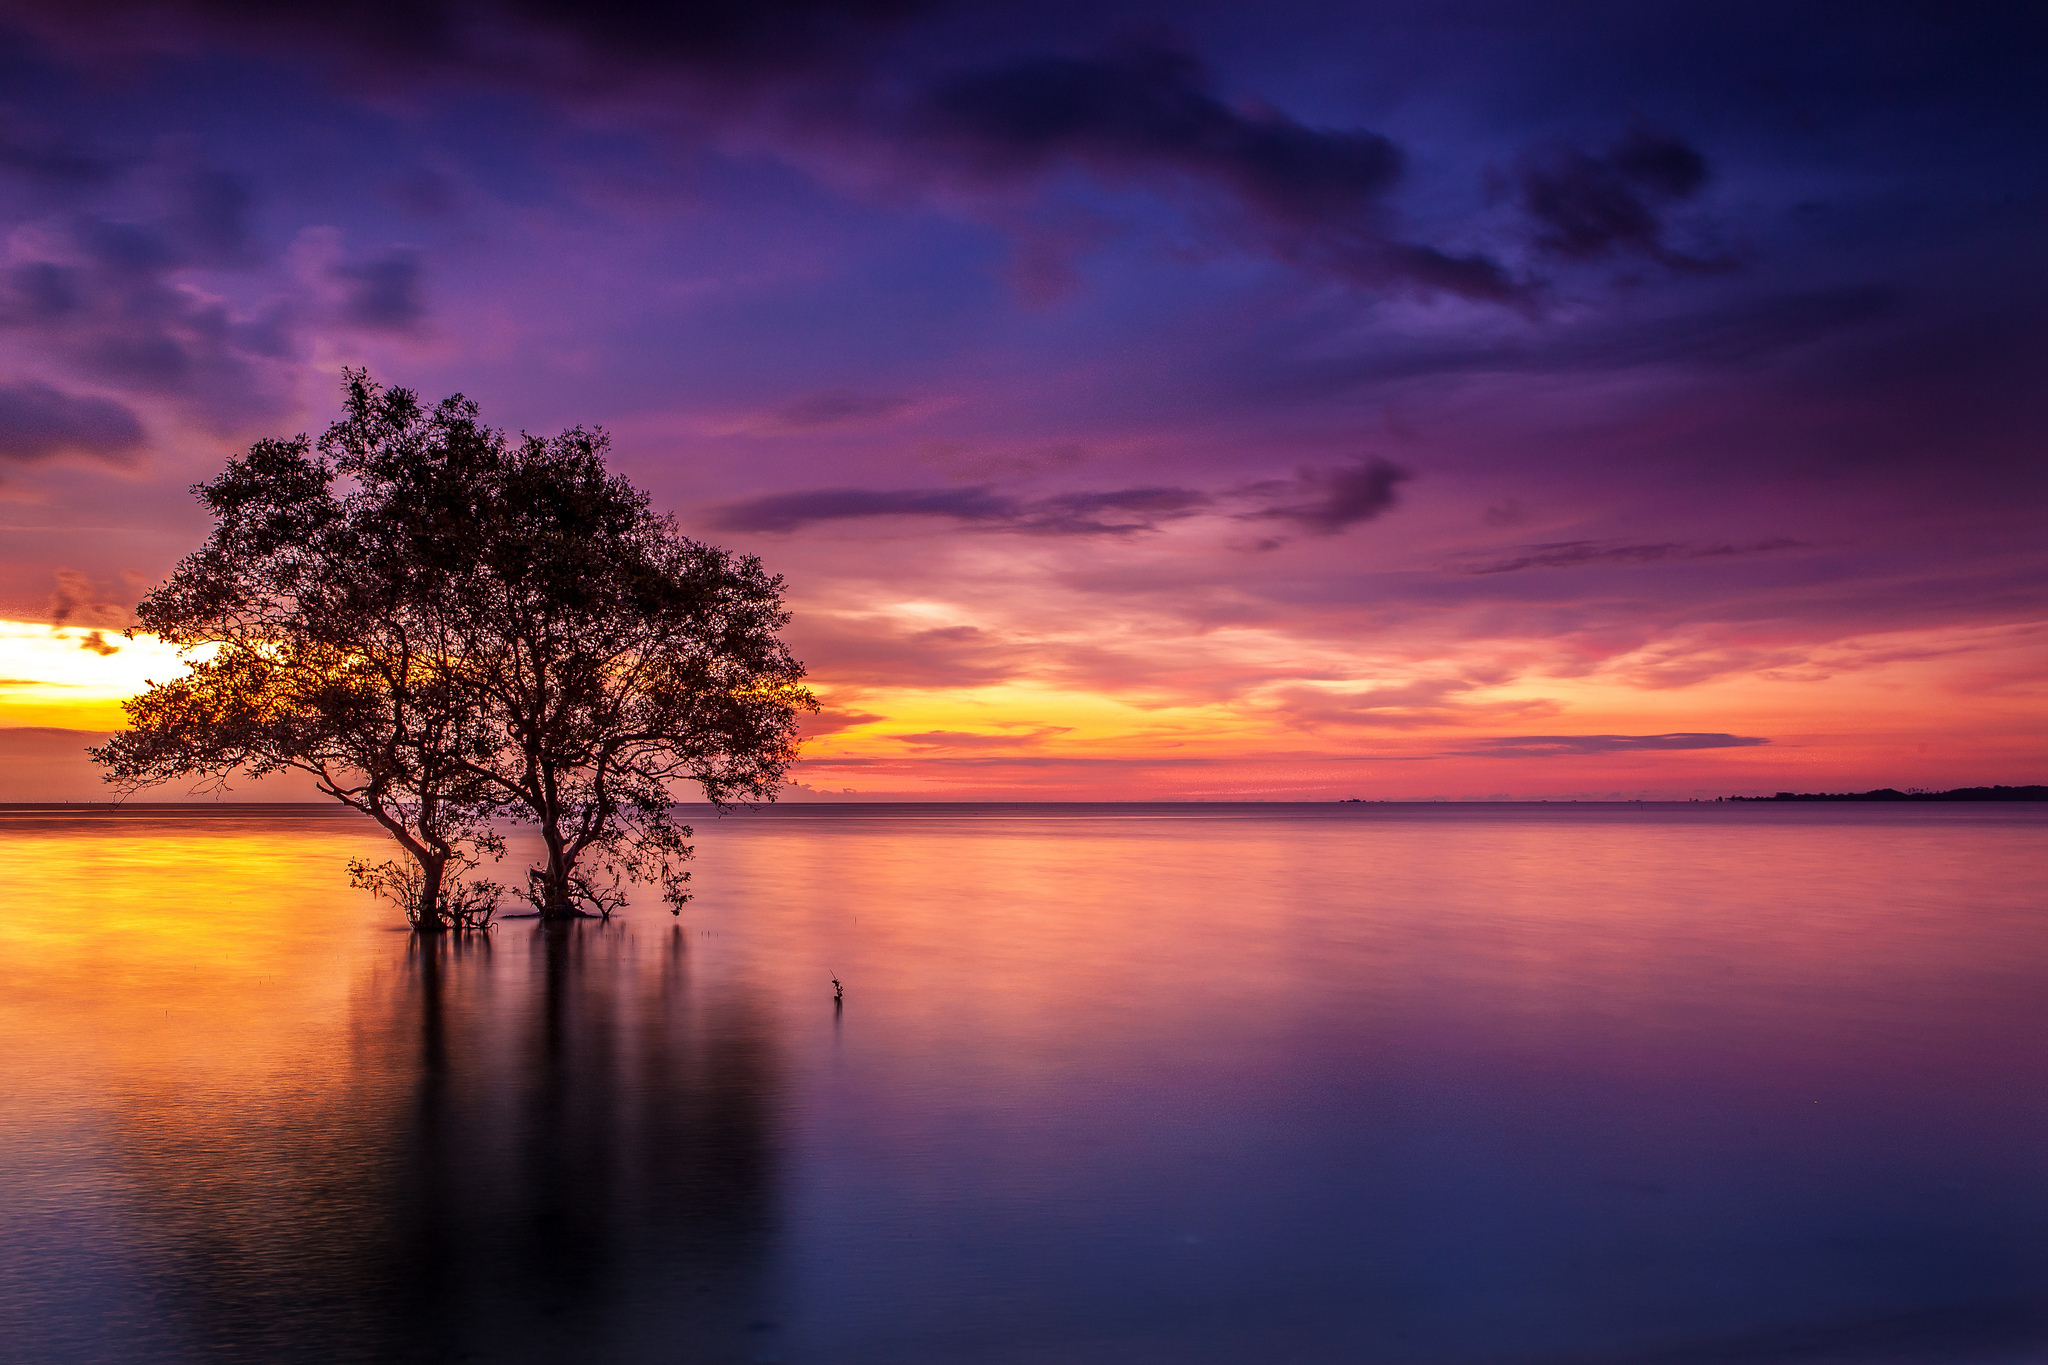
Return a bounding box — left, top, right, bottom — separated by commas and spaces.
1460, 538, 1807, 575
333, 249, 426, 331
0, 158, 358, 425
0, 119, 125, 186
711, 482, 1209, 534
1455, 733, 1770, 757
921, 43, 1401, 225
714, 460, 1411, 549
0, 381, 145, 462
916, 42, 1517, 301
1036, 486, 1210, 529
1518, 125, 1721, 267
0, 173, 297, 425
504, 0, 932, 75
714, 485, 1014, 531
1369, 242, 1520, 301
4, 7, 1523, 300
0, 0, 931, 81
1240, 458, 1409, 535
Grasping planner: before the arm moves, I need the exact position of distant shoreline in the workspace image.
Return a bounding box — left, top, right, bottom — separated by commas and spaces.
1724, 786, 2048, 803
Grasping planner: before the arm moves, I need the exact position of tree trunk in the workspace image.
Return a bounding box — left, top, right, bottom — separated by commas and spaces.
536, 823, 578, 919
416, 854, 450, 932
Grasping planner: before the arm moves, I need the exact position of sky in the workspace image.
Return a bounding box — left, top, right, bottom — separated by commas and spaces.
0, 0, 2042, 801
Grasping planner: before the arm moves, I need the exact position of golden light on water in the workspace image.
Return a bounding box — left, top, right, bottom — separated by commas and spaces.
2, 804, 2046, 1361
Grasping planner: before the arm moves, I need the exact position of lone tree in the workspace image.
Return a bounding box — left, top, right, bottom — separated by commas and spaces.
95, 372, 813, 926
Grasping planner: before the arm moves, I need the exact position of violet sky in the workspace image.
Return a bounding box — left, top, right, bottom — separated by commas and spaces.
0, 1, 2042, 800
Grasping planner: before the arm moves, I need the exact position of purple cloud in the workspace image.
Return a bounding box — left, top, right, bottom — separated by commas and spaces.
0, 382, 144, 463
1518, 124, 1721, 268
916, 42, 1517, 299
1240, 459, 1411, 535
333, 249, 427, 332
920, 43, 1401, 224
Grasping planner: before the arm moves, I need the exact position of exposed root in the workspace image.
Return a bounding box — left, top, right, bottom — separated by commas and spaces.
348, 858, 501, 930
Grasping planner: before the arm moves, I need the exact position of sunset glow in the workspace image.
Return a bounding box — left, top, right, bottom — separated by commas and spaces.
5, 604, 2043, 801
4, 8, 2045, 1361
0, 4, 2041, 802
0, 621, 196, 730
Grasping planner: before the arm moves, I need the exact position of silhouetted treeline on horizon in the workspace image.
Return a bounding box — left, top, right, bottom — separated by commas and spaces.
1728, 786, 2048, 802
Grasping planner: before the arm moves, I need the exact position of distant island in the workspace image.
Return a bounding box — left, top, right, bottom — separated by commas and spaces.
1727, 786, 2048, 802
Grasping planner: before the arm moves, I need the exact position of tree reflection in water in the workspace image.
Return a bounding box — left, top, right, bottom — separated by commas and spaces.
117, 924, 780, 1364
15, 804, 2048, 1365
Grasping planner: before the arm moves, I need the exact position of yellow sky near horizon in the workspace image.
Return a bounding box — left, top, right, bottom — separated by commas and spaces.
4, 613, 2043, 801
0, 619, 197, 731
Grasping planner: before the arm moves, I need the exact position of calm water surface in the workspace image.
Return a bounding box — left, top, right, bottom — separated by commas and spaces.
2, 802, 2045, 1364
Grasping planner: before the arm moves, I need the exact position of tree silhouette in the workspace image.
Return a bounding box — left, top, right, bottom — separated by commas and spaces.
94, 372, 813, 925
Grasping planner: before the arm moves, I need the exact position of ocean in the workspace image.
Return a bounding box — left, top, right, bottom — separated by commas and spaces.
2, 802, 2044, 1363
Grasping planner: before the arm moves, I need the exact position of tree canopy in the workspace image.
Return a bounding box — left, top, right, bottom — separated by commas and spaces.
94, 372, 814, 926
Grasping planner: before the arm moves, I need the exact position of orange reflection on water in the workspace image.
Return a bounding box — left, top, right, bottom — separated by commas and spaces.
1, 809, 378, 1116
3, 802, 2047, 1365
0, 806, 779, 1363
689, 804, 2047, 1088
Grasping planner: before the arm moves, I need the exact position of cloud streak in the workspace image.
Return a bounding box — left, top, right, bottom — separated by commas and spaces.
1452, 733, 1771, 758
1458, 538, 1808, 575
1260, 679, 1534, 731
711, 483, 1211, 535
893, 725, 1073, 750
715, 460, 1419, 541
